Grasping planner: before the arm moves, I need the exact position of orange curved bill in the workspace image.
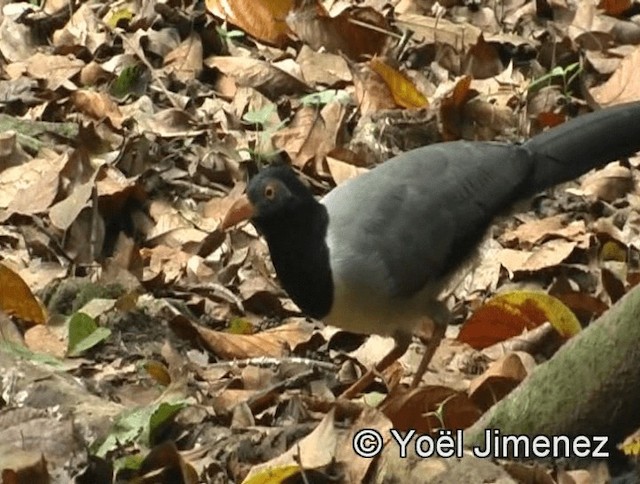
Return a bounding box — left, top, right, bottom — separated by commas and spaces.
220, 194, 254, 230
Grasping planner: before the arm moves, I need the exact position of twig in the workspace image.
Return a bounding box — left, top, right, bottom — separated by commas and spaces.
209, 356, 337, 372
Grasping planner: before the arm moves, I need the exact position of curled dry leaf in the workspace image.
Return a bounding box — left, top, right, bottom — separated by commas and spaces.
499, 216, 587, 250
468, 352, 536, 411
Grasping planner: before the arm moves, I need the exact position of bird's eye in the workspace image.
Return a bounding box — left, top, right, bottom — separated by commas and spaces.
264, 184, 276, 200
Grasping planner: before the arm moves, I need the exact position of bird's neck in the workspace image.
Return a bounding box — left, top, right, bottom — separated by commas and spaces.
260, 202, 333, 319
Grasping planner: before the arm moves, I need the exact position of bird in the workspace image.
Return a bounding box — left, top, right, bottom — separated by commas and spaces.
221, 101, 640, 398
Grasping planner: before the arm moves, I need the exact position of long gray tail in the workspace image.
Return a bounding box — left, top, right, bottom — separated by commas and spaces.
524, 102, 640, 194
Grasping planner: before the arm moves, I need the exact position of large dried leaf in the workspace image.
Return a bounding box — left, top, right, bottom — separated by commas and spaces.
195, 319, 315, 359
591, 45, 640, 106
0, 264, 46, 326
205, 56, 310, 98
458, 291, 581, 350
206, 0, 294, 46
287, 1, 389, 60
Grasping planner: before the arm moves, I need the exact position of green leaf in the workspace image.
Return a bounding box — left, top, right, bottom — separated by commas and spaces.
301, 90, 350, 107
67, 312, 111, 357
243, 105, 277, 126
146, 402, 186, 443
114, 454, 145, 472
106, 8, 134, 28
0, 342, 65, 368
110, 64, 145, 98
216, 26, 245, 39
93, 399, 188, 457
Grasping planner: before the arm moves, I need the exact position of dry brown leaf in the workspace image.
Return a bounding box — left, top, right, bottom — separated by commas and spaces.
206, 0, 293, 46
205, 56, 309, 98
591, 45, 640, 106
440, 75, 475, 140
577, 163, 634, 201
462, 34, 504, 79
500, 216, 588, 249
395, 12, 482, 50
272, 101, 346, 168
0, 152, 67, 214
598, 0, 631, 16
53, 3, 108, 54
287, 1, 388, 60
137, 108, 202, 137
163, 34, 203, 83
71, 90, 124, 129
500, 215, 567, 247
297, 46, 352, 86
140, 245, 192, 283
338, 408, 393, 482
498, 238, 578, 274
49, 165, 102, 231
0, 311, 24, 346
326, 155, 369, 185
195, 319, 315, 359
24, 325, 66, 358
25, 52, 85, 90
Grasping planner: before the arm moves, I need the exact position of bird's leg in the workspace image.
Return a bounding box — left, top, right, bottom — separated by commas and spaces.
339, 332, 412, 399
410, 301, 451, 388
410, 323, 446, 388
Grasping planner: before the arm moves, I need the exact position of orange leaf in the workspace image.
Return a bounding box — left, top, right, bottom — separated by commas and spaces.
440, 76, 474, 140
458, 291, 581, 349
0, 264, 46, 326
598, 0, 631, 16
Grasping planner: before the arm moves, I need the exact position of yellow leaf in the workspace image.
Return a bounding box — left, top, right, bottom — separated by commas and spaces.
242, 465, 301, 484
370, 58, 428, 109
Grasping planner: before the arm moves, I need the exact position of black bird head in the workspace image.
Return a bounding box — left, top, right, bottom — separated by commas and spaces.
221, 165, 317, 234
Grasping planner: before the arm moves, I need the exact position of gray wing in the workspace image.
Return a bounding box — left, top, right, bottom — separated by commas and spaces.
321, 141, 534, 298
